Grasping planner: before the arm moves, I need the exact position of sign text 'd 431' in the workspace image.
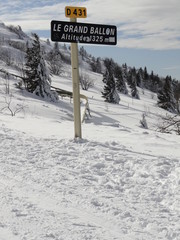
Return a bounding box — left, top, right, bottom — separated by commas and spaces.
65, 6, 87, 18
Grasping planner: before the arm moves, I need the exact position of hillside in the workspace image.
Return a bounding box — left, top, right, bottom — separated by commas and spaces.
0, 22, 180, 240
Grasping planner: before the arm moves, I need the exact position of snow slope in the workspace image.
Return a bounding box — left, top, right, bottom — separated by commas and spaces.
0, 26, 180, 239
0, 67, 179, 240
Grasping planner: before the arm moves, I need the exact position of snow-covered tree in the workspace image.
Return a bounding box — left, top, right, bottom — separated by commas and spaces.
157, 76, 176, 112
136, 68, 144, 88
102, 70, 120, 104
79, 46, 87, 60
7, 25, 27, 39
114, 65, 128, 94
96, 57, 102, 73
141, 66, 150, 89
173, 80, 180, 113
140, 113, 148, 129
25, 33, 58, 101
47, 42, 62, 75
104, 58, 116, 73
90, 57, 102, 73
131, 77, 140, 99
128, 68, 140, 99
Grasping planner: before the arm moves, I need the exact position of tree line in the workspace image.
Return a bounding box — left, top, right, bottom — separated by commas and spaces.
1, 28, 180, 114
100, 57, 180, 113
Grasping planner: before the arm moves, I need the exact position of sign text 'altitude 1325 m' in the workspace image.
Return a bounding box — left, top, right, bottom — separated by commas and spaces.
51, 20, 117, 45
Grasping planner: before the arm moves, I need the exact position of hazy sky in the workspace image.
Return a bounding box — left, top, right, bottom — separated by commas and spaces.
0, 0, 180, 79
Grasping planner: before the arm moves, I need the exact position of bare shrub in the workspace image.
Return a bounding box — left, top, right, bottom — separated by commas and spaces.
0, 94, 27, 116
79, 73, 94, 91
0, 48, 14, 66
157, 114, 180, 135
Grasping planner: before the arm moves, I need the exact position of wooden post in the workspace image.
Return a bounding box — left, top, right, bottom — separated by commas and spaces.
70, 18, 82, 138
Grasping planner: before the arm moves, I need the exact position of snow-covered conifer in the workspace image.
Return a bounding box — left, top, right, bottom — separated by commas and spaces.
157, 76, 177, 112
114, 65, 128, 94
102, 70, 120, 104
25, 33, 58, 101
140, 113, 148, 129
47, 42, 62, 75
128, 69, 140, 99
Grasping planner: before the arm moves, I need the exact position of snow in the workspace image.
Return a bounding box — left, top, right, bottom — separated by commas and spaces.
0, 29, 180, 239
0, 121, 179, 239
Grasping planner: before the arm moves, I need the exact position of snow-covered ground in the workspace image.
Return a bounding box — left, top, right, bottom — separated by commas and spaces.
0, 64, 179, 240
0, 21, 179, 239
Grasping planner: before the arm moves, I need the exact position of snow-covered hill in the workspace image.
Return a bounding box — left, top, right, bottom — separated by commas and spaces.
0, 22, 179, 240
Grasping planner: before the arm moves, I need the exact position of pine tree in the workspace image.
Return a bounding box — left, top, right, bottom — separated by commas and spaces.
173, 80, 180, 112
47, 42, 62, 75
90, 57, 102, 73
150, 72, 160, 93
121, 63, 129, 94
143, 66, 150, 89
104, 58, 115, 73
90, 57, 96, 72
79, 46, 87, 60
136, 68, 144, 88
25, 33, 58, 101
114, 65, 128, 94
157, 76, 176, 112
102, 70, 120, 104
128, 69, 140, 99
25, 34, 41, 93
96, 57, 102, 73
144, 66, 149, 80
131, 76, 140, 99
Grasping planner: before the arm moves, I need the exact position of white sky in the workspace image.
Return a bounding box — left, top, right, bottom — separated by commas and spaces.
0, 0, 180, 50
0, 0, 180, 79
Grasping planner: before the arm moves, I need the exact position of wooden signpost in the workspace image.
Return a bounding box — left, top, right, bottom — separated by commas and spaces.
51, 6, 117, 138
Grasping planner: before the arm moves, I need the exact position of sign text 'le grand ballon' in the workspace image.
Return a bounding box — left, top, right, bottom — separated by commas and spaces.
51, 20, 117, 45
